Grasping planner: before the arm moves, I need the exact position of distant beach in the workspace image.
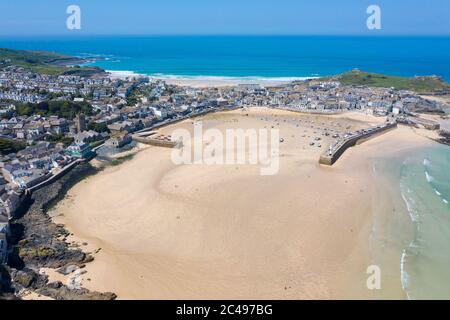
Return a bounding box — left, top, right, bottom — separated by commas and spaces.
106, 70, 315, 87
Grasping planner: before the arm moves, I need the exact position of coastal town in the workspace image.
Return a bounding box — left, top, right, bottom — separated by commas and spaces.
2, 0, 450, 304
0, 54, 449, 299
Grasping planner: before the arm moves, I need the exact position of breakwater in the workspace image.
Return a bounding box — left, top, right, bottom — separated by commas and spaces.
319, 122, 398, 166
133, 107, 241, 148
397, 116, 441, 130
132, 134, 177, 148
274, 106, 345, 115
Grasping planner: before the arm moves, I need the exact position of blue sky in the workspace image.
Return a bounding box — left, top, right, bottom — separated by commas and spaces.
0, 0, 449, 36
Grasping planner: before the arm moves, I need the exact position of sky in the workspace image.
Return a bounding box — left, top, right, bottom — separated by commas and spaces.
0, 0, 449, 36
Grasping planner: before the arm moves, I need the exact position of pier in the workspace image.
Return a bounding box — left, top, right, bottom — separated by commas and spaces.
131, 106, 241, 148
397, 115, 441, 130
132, 132, 178, 148
319, 122, 398, 166
274, 106, 345, 116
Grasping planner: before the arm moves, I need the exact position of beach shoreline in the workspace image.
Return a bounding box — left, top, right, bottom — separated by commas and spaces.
44, 107, 436, 300
105, 70, 317, 87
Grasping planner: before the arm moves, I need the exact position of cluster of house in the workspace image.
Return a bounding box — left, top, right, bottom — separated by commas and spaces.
0, 138, 97, 264
233, 80, 444, 116
0, 114, 71, 142
1, 63, 448, 265
0, 162, 12, 263
0, 141, 76, 189
0, 66, 445, 185
1, 63, 447, 122
0, 172, 23, 263
0, 214, 8, 264
0, 65, 153, 104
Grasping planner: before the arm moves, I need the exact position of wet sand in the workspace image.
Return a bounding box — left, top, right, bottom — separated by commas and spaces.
50, 108, 431, 299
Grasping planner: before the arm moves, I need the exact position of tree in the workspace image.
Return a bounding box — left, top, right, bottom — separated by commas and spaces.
87, 122, 110, 133
0, 138, 26, 155
15, 100, 95, 119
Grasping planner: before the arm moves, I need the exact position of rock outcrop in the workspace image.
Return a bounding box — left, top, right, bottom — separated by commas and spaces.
4, 162, 116, 300
438, 130, 450, 145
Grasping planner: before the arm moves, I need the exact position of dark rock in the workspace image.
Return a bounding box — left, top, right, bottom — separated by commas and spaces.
4, 162, 117, 300
12, 270, 34, 288
0, 265, 14, 298
9, 268, 48, 290
83, 255, 94, 263
46, 281, 63, 289
438, 130, 450, 145
37, 284, 117, 300
56, 265, 79, 276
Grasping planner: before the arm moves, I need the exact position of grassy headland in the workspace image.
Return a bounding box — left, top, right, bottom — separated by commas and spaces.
0, 48, 104, 76
323, 69, 450, 93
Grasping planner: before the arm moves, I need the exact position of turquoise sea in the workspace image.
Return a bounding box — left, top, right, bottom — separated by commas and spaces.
372, 145, 450, 299
0, 36, 449, 80
0, 35, 449, 299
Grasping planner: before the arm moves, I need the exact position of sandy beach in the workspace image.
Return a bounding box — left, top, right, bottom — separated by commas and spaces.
106, 70, 313, 88
49, 107, 433, 299
157, 77, 313, 88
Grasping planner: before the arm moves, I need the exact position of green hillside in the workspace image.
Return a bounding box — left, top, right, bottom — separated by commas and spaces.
0, 48, 103, 76
323, 70, 450, 93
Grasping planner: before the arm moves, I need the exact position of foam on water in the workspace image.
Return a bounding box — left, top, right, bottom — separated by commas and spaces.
400, 248, 413, 300
423, 158, 449, 206
399, 159, 421, 300
150, 73, 317, 83
425, 171, 434, 183
400, 250, 409, 288
106, 70, 146, 78
397, 148, 450, 299
104, 69, 317, 84
400, 183, 419, 223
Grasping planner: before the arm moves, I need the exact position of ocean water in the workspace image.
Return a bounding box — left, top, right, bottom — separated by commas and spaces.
371, 145, 450, 300
0, 36, 449, 80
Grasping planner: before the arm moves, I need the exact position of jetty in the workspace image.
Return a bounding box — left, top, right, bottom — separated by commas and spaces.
319, 121, 398, 166
273, 106, 345, 115
131, 106, 241, 148
397, 115, 441, 130
132, 132, 177, 148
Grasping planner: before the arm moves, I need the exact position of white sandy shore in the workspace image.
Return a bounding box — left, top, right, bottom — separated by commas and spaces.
106, 70, 315, 87
156, 76, 314, 88
49, 108, 433, 300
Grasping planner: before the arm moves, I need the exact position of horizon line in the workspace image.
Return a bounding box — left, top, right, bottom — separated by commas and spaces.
1, 33, 450, 38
